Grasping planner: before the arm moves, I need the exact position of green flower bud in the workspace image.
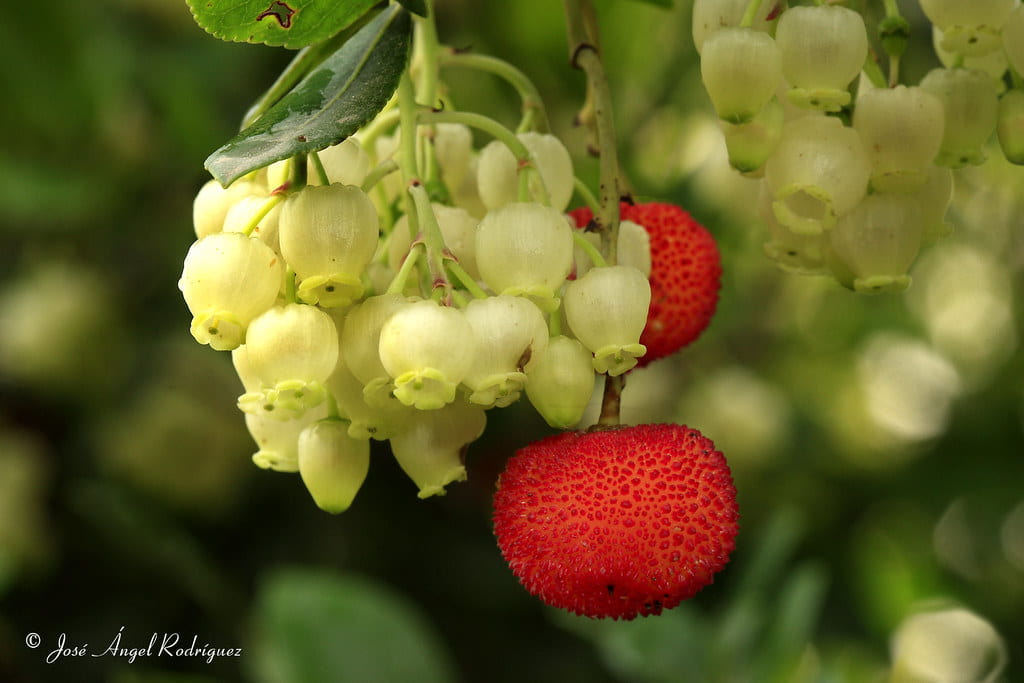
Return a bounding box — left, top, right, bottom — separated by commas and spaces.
720, 96, 784, 173
853, 86, 945, 193
997, 89, 1024, 164
564, 265, 650, 376
776, 6, 868, 111
378, 300, 477, 410
764, 115, 870, 234
477, 132, 575, 211
279, 183, 379, 308
475, 202, 574, 309
919, 68, 999, 168
525, 335, 596, 428
179, 232, 284, 351
879, 15, 910, 59
298, 418, 370, 513
700, 27, 782, 123
388, 400, 486, 498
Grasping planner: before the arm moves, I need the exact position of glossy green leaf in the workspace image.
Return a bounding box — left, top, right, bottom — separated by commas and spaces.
249, 569, 456, 683
185, 0, 381, 49
205, 6, 411, 186
396, 0, 428, 17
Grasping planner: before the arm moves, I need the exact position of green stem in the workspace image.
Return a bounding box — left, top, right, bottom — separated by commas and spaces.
413, 0, 441, 109
386, 243, 424, 295
285, 267, 297, 304
862, 52, 887, 89
310, 151, 330, 185
240, 193, 285, 237
572, 231, 608, 269
409, 183, 451, 299
563, 0, 621, 265
548, 309, 562, 338
361, 159, 400, 193
439, 50, 551, 132
739, 0, 764, 29
357, 107, 401, 154
597, 374, 624, 427
574, 177, 600, 213
325, 390, 341, 420
397, 74, 420, 182
446, 260, 488, 299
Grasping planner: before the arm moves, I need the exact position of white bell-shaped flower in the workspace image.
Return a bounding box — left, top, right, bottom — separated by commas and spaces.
921, 0, 1014, 57
192, 178, 262, 239
237, 303, 339, 419
475, 202, 574, 308
378, 299, 477, 410
758, 183, 828, 275
340, 294, 413, 403
829, 193, 923, 294
700, 27, 782, 123
997, 88, 1024, 165
477, 132, 575, 211
388, 399, 486, 499
919, 68, 999, 168
1004, 6, 1024, 78
564, 265, 650, 376
179, 232, 284, 351
297, 418, 370, 513
312, 138, 371, 187
462, 295, 549, 408
853, 85, 945, 193
245, 403, 327, 472
720, 96, 784, 174
776, 6, 868, 111
279, 183, 379, 307
890, 607, 1007, 683
525, 335, 596, 428
764, 116, 870, 234
932, 26, 1008, 91
691, 0, 780, 54
574, 220, 651, 279
327, 350, 411, 441
388, 203, 481, 281
433, 123, 474, 192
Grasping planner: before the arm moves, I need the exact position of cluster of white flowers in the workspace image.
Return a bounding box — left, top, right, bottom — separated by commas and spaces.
694, 0, 1024, 293
180, 121, 653, 511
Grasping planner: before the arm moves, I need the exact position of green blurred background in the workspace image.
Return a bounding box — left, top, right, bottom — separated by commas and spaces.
0, 1, 1022, 681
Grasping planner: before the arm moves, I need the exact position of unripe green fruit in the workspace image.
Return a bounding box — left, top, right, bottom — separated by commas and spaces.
279, 183, 379, 308
829, 193, 923, 294
775, 5, 867, 111
378, 300, 477, 410
298, 419, 370, 513
997, 89, 1024, 164
475, 202, 574, 308
764, 115, 870, 234
564, 265, 651, 376
700, 27, 782, 124
525, 336, 596, 428
179, 232, 284, 351
853, 86, 945, 193
477, 132, 574, 211
919, 68, 999, 168
388, 400, 486, 498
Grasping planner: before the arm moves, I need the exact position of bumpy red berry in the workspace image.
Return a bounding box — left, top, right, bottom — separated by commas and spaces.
569, 203, 721, 366
493, 423, 739, 620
